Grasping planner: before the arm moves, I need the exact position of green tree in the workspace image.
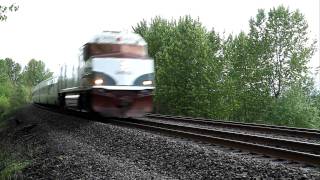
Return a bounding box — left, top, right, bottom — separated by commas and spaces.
134, 10, 318, 128
134, 16, 223, 118
22, 59, 53, 87
0, 95, 10, 118
133, 17, 173, 59
222, 32, 273, 122
265, 86, 320, 128
249, 6, 316, 98
9, 84, 29, 108
0, 58, 53, 119
0, 59, 16, 119
0, 3, 18, 21
0, 58, 22, 84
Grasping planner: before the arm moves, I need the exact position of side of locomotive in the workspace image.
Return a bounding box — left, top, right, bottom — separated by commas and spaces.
32, 31, 155, 117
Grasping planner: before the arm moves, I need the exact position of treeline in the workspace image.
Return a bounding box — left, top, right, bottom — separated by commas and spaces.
0, 58, 52, 120
133, 6, 320, 128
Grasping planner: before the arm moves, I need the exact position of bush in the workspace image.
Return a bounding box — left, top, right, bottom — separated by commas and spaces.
9, 85, 29, 109
265, 87, 320, 128
0, 95, 10, 119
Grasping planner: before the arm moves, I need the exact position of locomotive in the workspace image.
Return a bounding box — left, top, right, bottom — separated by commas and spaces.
32, 31, 155, 117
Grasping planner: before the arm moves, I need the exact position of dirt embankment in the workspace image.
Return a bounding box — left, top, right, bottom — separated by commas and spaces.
0, 105, 319, 179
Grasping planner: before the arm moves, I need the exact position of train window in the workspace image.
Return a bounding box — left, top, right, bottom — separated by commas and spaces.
83, 43, 147, 60
121, 45, 147, 56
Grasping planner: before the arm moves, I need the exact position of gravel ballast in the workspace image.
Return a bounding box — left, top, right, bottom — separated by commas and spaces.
0, 105, 319, 179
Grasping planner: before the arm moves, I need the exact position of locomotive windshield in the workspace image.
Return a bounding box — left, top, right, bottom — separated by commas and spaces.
83, 43, 148, 60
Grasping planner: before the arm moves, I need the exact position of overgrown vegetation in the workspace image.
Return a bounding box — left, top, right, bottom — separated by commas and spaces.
0, 58, 53, 121
0, 151, 29, 179
0, 58, 51, 177
133, 6, 320, 128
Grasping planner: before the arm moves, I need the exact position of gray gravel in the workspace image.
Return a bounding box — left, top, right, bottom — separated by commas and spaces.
1, 105, 320, 179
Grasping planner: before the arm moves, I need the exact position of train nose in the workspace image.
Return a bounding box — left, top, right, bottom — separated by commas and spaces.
118, 96, 132, 108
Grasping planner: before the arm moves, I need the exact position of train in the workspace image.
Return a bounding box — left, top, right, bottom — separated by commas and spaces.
32, 31, 155, 118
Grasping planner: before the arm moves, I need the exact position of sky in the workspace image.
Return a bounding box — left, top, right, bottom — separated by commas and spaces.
0, 0, 319, 79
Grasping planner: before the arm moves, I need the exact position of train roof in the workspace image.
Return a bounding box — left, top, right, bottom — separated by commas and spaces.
87, 31, 147, 46
32, 76, 58, 93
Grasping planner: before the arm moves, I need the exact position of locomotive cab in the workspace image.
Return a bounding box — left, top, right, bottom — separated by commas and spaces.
77, 31, 155, 117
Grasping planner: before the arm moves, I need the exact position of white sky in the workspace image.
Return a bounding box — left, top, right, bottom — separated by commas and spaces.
0, 0, 319, 79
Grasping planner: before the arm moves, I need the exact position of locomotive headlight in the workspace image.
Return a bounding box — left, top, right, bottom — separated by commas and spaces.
94, 78, 104, 85
142, 80, 152, 86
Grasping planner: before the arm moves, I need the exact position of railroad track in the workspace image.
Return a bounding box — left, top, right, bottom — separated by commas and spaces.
145, 113, 320, 139
108, 117, 320, 166
33, 104, 320, 166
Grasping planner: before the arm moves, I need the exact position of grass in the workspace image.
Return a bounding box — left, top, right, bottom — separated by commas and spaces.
0, 108, 29, 179
0, 151, 29, 179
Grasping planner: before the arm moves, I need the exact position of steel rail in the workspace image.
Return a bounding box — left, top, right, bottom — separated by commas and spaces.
129, 118, 320, 154
110, 118, 320, 166
146, 114, 320, 139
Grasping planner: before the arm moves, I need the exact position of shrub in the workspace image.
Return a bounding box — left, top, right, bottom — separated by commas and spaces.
265, 87, 320, 128
0, 95, 10, 119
